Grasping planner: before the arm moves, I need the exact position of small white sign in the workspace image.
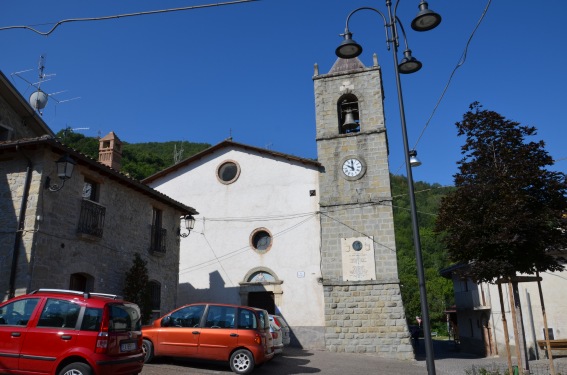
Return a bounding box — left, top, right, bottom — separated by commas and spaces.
297, 271, 305, 278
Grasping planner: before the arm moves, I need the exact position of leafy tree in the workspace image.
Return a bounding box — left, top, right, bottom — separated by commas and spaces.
435, 102, 567, 283
123, 253, 153, 324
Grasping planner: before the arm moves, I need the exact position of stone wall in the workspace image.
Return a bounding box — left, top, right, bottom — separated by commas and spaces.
1, 148, 182, 315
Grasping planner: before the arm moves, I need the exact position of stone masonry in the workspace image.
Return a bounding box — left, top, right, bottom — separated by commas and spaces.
313, 57, 413, 359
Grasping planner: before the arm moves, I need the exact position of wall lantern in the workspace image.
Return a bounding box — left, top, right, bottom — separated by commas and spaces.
179, 215, 196, 238
44, 154, 76, 192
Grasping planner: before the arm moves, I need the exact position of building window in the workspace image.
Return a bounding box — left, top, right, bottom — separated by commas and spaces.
0, 124, 12, 141
216, 160, 240, 184
77, 200, 106, 238
150, 208, 166, 254
250, 228, 272, 253
82, 179, 98, 201
69, 273, 94, 292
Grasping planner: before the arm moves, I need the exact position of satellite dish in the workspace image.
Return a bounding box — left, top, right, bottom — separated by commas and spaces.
29, 89, 49, 110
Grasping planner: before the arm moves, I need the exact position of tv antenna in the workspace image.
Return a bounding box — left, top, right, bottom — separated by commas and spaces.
174, 143, 184, 164
11, 54, 80, 115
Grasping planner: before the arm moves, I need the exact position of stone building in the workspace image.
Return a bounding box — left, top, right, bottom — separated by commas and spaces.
0, 70, 197, 318
144, 56, 413, 358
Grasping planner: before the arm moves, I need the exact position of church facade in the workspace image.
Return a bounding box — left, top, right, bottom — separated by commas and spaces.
144, 56, 413, 358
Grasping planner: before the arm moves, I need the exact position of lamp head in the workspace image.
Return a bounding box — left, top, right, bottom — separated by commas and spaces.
398, 50, 422, 74
55, 154, 76, 180
409, 150, 422, 167
335, 31, 363, 59
411, 1, 442, 31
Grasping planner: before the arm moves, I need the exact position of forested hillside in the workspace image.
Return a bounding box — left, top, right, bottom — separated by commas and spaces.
57, 128, 211, 180
59, 128, 455, 331
391, 175, 455, 332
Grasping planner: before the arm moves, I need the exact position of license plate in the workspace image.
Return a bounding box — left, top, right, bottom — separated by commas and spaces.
120, 342, 137, 352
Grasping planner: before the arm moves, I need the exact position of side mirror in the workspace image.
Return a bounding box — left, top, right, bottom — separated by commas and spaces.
161, 316, 172, 327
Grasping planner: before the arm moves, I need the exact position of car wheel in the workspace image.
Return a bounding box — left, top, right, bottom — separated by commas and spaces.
142, 339, 154, 363
230, 349, 255, 375
59, 362, 92, 375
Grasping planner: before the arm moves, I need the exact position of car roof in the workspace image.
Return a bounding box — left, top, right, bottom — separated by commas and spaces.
3, 289, 128, 308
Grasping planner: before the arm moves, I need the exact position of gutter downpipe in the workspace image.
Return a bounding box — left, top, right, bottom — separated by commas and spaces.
9, 149, 33, 299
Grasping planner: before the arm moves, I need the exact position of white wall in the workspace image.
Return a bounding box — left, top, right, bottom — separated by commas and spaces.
148, 146, 325, 347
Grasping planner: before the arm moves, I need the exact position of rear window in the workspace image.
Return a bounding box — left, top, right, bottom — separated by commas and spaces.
108, 304, 141, 332
237, 308, 258, 329
81, 307, 103, 331
257, 310, 270, 330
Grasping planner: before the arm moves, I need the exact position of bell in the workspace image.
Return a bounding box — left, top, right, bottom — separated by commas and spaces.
342, 109, 358, 131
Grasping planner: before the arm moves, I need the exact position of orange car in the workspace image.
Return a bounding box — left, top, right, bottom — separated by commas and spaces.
142, 303, 274, 374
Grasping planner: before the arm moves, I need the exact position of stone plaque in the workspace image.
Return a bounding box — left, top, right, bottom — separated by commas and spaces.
341, 237, 376, 281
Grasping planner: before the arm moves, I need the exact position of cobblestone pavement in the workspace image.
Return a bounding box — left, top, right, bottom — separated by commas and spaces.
141, 339, 567, 375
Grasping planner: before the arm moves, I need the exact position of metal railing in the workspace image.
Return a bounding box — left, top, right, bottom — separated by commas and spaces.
77, 199, 106, 238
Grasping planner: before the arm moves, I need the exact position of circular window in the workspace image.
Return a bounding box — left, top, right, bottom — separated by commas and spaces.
250, 228, 273, 253
216, 160, 240, 184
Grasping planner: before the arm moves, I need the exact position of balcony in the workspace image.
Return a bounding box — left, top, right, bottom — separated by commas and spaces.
150, 225, 167, 254
455, 289, 490, 310
77, 199, 106, 238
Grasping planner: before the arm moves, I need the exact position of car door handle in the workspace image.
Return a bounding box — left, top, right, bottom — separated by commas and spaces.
192, 331, 200, 335
230, 333, 238, 337
61, 335, 72, 340
11, 332, 21, 337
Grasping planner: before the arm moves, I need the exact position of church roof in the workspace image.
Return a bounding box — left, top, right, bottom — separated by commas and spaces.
142, 139, 322, 184
328, 57, 366, 75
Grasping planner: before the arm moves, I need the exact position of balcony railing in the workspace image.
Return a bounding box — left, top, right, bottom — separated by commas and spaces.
150, 225, 167, 254
77, 199, 106, 238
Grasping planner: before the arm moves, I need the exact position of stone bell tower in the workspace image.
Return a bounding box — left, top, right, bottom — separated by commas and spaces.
313, 55, 413, 359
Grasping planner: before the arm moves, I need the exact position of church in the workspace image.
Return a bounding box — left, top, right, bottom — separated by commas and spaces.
143, 55, 414, 359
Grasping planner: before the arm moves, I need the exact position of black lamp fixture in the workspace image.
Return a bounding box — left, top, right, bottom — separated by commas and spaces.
179, 215, 196, 238
44, 154, 76, 192
335, 2, 441, 374
411, 1, 442, 32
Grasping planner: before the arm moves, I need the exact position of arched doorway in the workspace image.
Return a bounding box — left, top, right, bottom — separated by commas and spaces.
239, 267, 283, 314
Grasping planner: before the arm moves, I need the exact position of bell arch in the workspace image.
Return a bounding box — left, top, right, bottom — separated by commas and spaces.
337, 93, 360, 134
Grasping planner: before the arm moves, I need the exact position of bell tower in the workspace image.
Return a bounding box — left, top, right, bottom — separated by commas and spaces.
314, 55, 413, 358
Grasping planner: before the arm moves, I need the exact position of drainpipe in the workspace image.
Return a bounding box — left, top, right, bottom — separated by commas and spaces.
9, 151, 33, 299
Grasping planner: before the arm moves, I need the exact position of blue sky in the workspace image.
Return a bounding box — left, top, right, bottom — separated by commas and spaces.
1, 1, 566, 186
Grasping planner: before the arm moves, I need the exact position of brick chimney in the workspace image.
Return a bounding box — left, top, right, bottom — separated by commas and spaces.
98, 131, 122, 171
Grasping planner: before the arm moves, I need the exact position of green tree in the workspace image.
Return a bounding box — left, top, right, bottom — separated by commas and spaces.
435, 102, 567, 283
123, 253, 153, 324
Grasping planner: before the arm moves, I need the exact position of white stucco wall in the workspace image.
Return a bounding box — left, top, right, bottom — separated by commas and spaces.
485, 270, 567, 358
148, 146, 325, 348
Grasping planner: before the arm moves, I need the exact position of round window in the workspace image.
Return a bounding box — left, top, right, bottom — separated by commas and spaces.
216, 160, 240, 184
250, 228, 272, 253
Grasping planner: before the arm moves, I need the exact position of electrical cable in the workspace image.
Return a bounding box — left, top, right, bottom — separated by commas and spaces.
0, 0, 259, 36
393, 0, 493, 176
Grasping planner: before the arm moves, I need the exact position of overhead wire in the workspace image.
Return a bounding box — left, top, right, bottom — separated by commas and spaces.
0, 0, 259, 36
393, 0, 493, 176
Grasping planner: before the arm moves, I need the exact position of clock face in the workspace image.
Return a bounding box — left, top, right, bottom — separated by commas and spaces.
342, 158, 363, 177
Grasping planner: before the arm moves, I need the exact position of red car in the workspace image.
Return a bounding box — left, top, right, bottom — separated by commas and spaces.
142, 303, 274, 374
0, 289, 144, 375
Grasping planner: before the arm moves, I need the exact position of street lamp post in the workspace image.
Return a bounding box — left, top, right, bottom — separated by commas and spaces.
335, 2, 441, 374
